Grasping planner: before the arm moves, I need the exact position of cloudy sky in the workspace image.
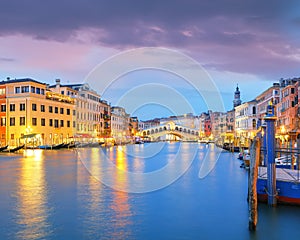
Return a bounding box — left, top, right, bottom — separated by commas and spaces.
0, 0, 299, 119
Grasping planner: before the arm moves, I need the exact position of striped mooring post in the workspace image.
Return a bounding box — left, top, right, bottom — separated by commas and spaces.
264, 101, 277, 206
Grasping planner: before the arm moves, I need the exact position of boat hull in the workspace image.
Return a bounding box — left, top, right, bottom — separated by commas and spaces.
257, 178, 300, 205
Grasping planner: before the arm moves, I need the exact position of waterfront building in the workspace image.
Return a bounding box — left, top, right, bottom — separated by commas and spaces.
234, 100, 257, 147
204, 116, 212, 137
138, 119, 160, 130
129, 116, 139, 136
50, 79, 111, 141
225, 109, 235, 144
0, 78, 75, 146
0, 84, 6, 146
210, 111, 227, 144
276, 78, 300, 147
256, 83, 280, 122
111, 106, 131, 143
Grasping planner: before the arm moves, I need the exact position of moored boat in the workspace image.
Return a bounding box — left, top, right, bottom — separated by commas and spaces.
0, 145, 8, 152
3, 145, 25, 153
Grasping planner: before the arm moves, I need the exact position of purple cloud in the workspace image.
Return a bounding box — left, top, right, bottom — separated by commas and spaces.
0, 0, 299, 80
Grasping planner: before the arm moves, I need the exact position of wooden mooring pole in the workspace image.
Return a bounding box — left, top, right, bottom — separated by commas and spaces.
248, 137, 260, 231
265, 102, 277, 206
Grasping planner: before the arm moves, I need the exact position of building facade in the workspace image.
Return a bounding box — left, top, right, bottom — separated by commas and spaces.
0, 78, 75, 146
111, 106, 130, 143
234, 100, 257, 147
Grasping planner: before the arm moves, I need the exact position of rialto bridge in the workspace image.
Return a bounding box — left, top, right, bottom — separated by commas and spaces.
140, 122, 199, 141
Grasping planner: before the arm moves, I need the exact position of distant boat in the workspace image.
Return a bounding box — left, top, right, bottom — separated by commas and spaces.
3, 145, 25, 153
0, 145, 8, 152
38, 143, 64, 150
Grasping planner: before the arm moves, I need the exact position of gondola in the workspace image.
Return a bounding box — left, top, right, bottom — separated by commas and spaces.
3, 145, 25, 153
0, 145, 8, 152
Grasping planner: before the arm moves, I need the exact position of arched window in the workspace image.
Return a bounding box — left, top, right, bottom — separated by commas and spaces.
252, 106, 256, 115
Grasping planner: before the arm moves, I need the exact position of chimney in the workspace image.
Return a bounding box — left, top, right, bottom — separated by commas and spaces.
55, 78, 61, 88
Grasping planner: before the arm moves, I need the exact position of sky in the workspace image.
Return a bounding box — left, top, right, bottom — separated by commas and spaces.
0, 0, 299, 120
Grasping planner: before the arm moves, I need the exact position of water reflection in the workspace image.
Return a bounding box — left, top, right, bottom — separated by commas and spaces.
110, 146, 133, 239
15, 150, 51, 239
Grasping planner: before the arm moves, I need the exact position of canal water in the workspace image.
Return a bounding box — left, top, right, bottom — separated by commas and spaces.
1, 142, 300, 240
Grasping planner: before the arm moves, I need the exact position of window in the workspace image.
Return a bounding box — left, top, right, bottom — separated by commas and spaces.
49, 106, 53, 113
20, 117, 25, 126
10, 104, 15, 112
41, 105, 45, 112
60, 120, 64, 127
20, 103, 25, 111
60, 108, 64, 114
67, 109, 70, 115
41, 89, 45, 95
61, 90, 64, 95
32, 103, 37, 111
67, 120, 70, 128
15, 87, 20, 93
49, 119, 53, 127
291, 88, 295, 94
1, 104, 6, 112
10, 117, 15, 126
41, 118, 45, 126
55, 107, 58, 114
252, 119, 256, 129
32, 118, 37, 126
31, 86, 35, 93
36, 88, 40, 94
54, 119, 59, 128
11, 134, 14, 140
21, 86, 29, 93
0, 88, 5, 95
73, 121, 76, 128
1, 117, 6, 126
73, 110, 76, 116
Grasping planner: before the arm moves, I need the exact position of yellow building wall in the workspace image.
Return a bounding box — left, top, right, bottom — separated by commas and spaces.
5, 81, 75, 146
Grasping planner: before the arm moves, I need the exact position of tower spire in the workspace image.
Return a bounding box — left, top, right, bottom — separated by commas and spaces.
233, 84, 241, 108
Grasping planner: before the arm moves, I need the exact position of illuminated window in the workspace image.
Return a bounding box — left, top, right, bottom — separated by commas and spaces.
0, 117, 6, 126
0, 88, 6, 95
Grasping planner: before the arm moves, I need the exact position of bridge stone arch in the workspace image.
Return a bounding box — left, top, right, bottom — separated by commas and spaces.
139, 123, 199, 141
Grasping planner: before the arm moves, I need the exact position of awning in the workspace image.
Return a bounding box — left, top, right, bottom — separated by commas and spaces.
20, 133, 37, 139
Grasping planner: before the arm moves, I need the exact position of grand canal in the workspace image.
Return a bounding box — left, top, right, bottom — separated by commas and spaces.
1, 142, 300, 240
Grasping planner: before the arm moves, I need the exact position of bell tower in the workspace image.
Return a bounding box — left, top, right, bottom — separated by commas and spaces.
233, 84, 242, 108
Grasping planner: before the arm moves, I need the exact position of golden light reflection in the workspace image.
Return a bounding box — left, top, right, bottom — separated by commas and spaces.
16, 151, 49, 239
116, 146, 127, 171
111, 145, 132, 239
